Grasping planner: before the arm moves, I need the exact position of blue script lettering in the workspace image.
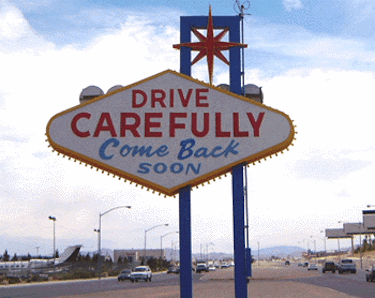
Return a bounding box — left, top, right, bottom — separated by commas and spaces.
99, 138, 120, 160
99, 138, 169, 160
177, 138, 240, 160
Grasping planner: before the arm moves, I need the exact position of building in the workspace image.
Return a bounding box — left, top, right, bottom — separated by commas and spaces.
114, 249, 165, 263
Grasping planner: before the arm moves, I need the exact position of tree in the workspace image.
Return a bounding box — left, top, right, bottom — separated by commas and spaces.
11, 253, 18, 261
54, 249, 59, 258
85, 253, 91, 262
3, 250, 10, 261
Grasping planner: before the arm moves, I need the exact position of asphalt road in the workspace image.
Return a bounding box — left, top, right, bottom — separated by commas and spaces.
293, 264, 375, 298
2, 264, 375, 298
0, 272, 189, 298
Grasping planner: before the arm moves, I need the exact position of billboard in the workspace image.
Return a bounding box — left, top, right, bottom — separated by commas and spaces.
46, 70, 295, 196
363, 210, 375, 230
325, 228, 351, 239
343, 223, 372, 235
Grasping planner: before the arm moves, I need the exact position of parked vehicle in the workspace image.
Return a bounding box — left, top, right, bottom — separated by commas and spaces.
167, 265, 179, 274
285, 260, 290, 266
338, 259, 356, 274
117, 269, 132, 281
308, 263, 318, 271
130, 266, 152, 282
366, 266, 375, 282
322, 261, 337, 273
208, 265, 216, 271
196, 263, 209, 273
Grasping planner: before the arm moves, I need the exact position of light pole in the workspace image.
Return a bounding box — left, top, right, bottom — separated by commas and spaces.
48, 216, 56, 262
206, 242, 214, 262
257, 241, 260, 266
319, 230, 327, 253
161, 231, 178, 259
95, 205, 131, 279
48, 216, 56, 277
171, 240, 179, 262
144, 224, 169, 264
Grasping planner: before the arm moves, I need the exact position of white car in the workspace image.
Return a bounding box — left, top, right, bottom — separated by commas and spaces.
130, 266, 152, 282
308, 263, 318, 271
208, 265, 216, 271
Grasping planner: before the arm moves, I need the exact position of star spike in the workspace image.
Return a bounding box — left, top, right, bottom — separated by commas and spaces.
173, 6, 247, 85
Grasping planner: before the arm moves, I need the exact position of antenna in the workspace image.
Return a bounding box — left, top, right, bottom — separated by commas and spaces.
234, 1, 251, 95
235, 1, 252, 279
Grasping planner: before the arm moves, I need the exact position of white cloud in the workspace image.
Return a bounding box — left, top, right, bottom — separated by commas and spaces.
282, 0, 303, 11
1, 2, 375, 255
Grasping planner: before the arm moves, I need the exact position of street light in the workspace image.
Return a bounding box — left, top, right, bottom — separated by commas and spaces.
95, 205, 131, 279
206, 242, 214, 261
161, 231, 178, 259
171, 240, 179, 262
144, 224, 169, 263
48, 216, 56, 277
48, 216, 56, 262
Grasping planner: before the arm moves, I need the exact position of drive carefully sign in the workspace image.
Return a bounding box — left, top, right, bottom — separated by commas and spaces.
46, 70, 295, 196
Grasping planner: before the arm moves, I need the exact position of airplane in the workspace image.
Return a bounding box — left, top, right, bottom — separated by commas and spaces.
0, 245, 82, 278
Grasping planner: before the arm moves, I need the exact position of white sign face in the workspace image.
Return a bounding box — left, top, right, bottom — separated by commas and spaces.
46, 70, 295, 196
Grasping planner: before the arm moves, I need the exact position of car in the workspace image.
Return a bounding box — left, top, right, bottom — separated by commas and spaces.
366, 266, 375, 282
303, 262, 309, 267
130, 266, 152, 282
307, 263, 318, 271
208, 265, 216, 271
338, 259, 356, 274
221, 262, 229, 269
285, 260, 290, 266
167, 265, 179, 274
117, 269, 132, 281
298, 263, 303, 267
196, 263, 209, 273
322, 261, 337, 273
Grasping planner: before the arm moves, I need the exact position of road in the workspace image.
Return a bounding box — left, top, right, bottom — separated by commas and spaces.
293, 264, 375, 298
0, 272, 188, 298
1, 263, 375, 297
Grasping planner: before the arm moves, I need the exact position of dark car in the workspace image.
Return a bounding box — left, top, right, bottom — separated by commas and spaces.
118, 269, 132, 281
366, 266, 375, 282
285, 260, 290, 266
322, 261, 337, 273
167, 265, 178, 274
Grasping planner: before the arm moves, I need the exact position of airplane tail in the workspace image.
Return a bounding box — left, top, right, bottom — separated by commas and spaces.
56, 245, 82, 264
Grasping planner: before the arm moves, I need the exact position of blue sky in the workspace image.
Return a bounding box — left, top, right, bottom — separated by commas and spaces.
1, 0, 375, 256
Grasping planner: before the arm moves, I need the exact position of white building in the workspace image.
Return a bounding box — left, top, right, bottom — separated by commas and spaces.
114, 249, 165, 263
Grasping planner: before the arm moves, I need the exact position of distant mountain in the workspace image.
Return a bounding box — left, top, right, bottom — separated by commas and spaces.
256, 246, 304, 259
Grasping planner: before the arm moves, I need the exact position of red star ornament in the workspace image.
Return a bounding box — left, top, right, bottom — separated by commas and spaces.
173, 6, 248, 85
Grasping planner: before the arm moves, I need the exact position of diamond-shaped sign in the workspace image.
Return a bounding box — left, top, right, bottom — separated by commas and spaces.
46, 70, 295, 196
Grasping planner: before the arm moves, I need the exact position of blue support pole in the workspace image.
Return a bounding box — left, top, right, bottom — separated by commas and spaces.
232, 163, 248, 297
179, 14, 247, 298
179, 186, 193, 298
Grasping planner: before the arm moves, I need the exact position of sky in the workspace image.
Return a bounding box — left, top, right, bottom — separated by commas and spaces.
1, 0, 374, 258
